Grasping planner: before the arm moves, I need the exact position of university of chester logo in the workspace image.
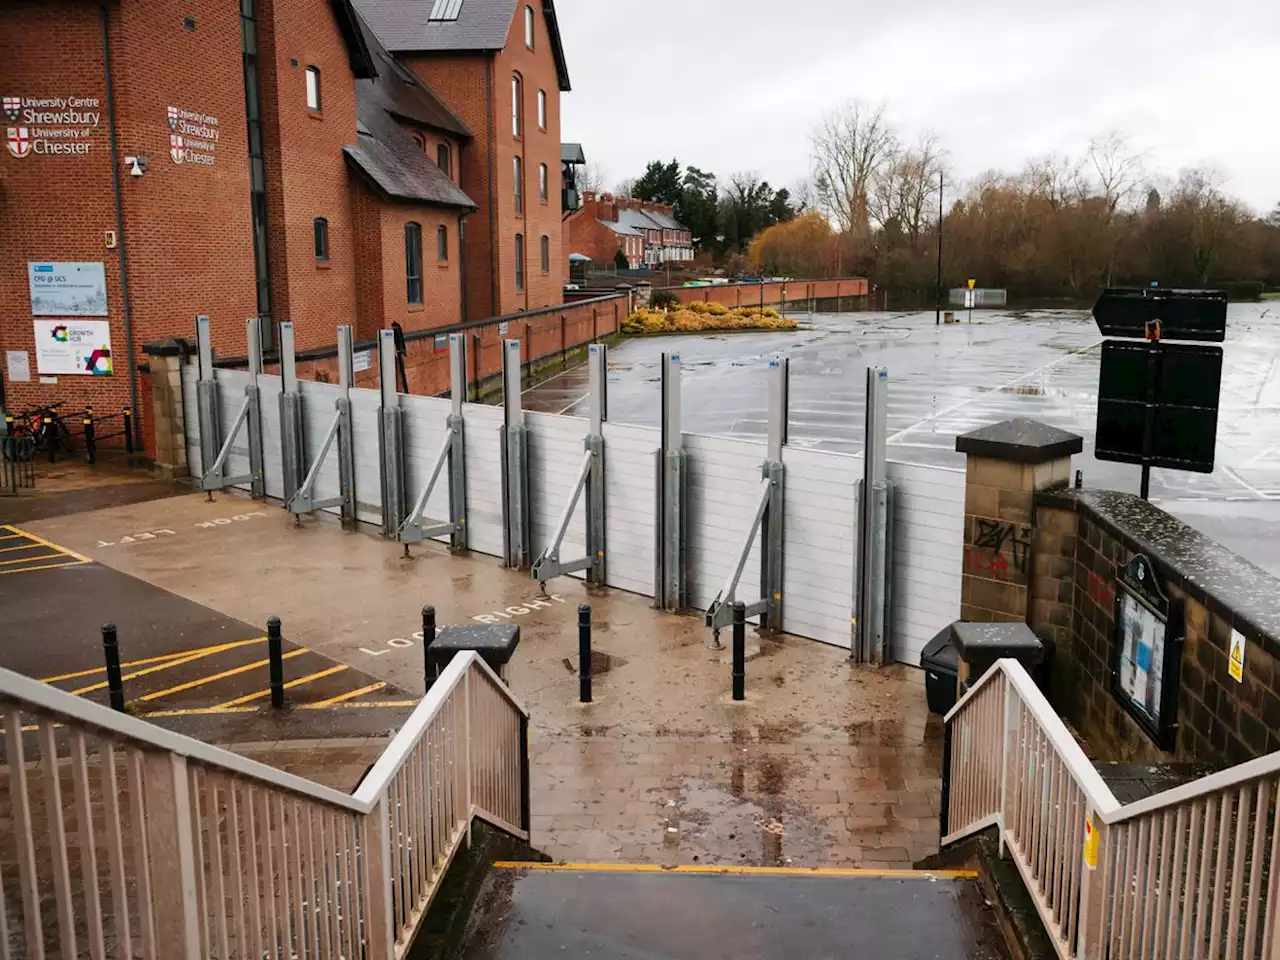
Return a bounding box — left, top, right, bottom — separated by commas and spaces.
170, 134, 184, 164
6, 127, 31, 158
3, 97, 20, 122
167, 106, 179, 130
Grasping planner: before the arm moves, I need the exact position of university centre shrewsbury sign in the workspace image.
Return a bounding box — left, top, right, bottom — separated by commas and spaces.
4, 95, 101, 158
167, 105, 219, 166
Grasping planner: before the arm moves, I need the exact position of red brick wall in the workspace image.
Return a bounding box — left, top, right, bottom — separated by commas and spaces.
405, 54, 496, 321
349, 178, 385, 341
663, 278, 869, 307
378, 204, 464, 336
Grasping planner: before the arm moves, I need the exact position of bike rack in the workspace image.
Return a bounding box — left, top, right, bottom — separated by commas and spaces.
654, 352, 688, 612
500, 339, 531, 569
532, 342, 608, 588
286, 325, 356, 525
197, 316, 265, 500
705, 358, 788, 644
398, 333, 468, 556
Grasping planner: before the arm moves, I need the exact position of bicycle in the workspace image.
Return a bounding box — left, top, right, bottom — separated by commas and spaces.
6, 401, 75, 462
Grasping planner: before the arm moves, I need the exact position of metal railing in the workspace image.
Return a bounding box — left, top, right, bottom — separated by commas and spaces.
944, 658, 1280, 960
1, 436, 36, 494
0, 650, 528, 959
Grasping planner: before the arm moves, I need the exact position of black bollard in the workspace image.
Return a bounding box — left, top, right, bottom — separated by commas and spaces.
732, 601, 746, 701
578, 604, 592, 703
83, 410, 96, 465
102, 622, 125, 712
268, 617, 284, 708
44, 416, 55, 463
123, 407, 135, 455
422, 605, 436, 689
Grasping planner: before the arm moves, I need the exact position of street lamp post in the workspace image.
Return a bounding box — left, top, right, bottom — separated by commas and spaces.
935, 170, 944, 325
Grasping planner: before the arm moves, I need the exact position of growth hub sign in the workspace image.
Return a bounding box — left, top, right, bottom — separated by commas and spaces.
4, 95, 101, 158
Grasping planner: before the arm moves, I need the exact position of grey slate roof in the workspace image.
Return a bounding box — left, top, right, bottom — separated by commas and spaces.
345, 14, 477, 208
615, 208, 662, 233
355, 0, 571, 91
645, 208, 684, 231
562, 142, 586, 164
599, 219, 641, 237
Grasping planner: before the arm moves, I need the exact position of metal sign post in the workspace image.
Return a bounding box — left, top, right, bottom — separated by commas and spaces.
500, 340, 530, 568
377, 329, 406, 537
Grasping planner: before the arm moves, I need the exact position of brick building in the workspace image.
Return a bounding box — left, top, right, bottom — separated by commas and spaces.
0, 0, 570, 426
564, 191, 694, 269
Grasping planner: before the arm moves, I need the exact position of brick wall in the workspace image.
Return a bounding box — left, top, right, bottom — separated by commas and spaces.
377, 204, 464, 337
662, 278, 869, 308
1031, 494, 1280, 767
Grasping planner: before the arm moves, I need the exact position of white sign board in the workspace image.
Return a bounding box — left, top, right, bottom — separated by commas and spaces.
28, 261, 108, 316
33, 319, 113, 375
353, 349, 373, 373
1117, 590, 1166, 725
6, 351, 31, 383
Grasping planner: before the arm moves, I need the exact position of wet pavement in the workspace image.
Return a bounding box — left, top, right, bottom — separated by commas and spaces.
525, 305, 1280, 575
22, 490, 948, 869
465, 866, 1007, 959
0, 453, 187, 525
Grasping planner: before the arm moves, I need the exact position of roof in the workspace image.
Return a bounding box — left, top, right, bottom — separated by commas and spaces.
615, 208, 661, 232
599, 219, 640, 237
645, 208, 684, 230
356, 14, 471, 137
355, 0, 572, 91
561, 142, 586, 164
331, 0, 378, 78
346, 15, 477, 208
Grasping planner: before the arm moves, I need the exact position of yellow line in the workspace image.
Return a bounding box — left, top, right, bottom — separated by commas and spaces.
0, 560, 87, 575
299, 697, 415, 710
0, 542, 44, 553
140, 706, 260, 719
304, 680, 387, 708
491, 863, 980, 880
213, 664, 349, 709
42, 650, 196, 684
0, 553, 63, 566
3, 525, 91, 563
131, 648, 308, 704
72, 638, 269, 695
0, 533, 24, 540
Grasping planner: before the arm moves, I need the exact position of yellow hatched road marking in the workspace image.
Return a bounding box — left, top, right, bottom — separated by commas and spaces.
42, 650, 197, 684
2, 525, 91, 563
72, 637, 268, 695
304, 680, 387, 708
0, 533, 25, 540
0, 553, 62, 566
300, 699, 416, 710
0, 542, 45, 553
491, 862, 980, 880
132, 648, 308, 704
212, 664, 349, 710
0, 560, 86, 576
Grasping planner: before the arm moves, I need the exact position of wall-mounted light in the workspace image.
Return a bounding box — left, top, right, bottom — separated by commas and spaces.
124, 154, 148, 178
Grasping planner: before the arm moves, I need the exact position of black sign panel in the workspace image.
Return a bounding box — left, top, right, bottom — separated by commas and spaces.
1093, 288, 1228, 342
1096, 341, 1223, 472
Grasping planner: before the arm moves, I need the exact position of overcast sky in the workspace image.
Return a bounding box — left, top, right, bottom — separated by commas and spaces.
556, 0, 1279, 213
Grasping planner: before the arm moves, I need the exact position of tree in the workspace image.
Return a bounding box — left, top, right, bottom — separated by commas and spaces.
748, 212, 839, 277
632, 159, 683, 206
614, 178, 636, 198
768, 188, 796, 226
679, 165, 720, 254
578, 161, 609, 195
810, 100, 899, 240
720, 172, 785, 253
613, 248, 629, 270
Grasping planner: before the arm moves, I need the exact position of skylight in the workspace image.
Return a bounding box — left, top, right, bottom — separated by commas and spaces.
428, 0, 464, 21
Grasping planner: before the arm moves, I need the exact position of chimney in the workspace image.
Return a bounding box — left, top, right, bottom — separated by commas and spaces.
628, 198, 641, 211
599, 193, 615, 222
582, 190, 596, 205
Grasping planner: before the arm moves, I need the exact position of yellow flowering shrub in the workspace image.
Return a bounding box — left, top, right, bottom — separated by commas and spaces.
622, 306, 798, 335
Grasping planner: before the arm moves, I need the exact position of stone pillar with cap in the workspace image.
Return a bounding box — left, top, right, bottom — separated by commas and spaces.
956, 418, 1083, 624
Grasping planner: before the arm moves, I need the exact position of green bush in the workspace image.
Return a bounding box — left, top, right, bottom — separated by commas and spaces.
652, 290, 680, 310
613, 249, 629, 270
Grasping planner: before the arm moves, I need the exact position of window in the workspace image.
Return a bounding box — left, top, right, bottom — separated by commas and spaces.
313, 217, 329, 260
437, 224, 448, 262
405, 222, 423, 304
540, 234, 550, 273
537, 89, 546, 131
511, 74, 522, 137
513, 155, 523, 213
412, 132, 426, 151
524, 5, 534, 48
436, 142, 450, 177
514, 233, 524, 290
305, 65, 321, 111
538, 163, 548, 202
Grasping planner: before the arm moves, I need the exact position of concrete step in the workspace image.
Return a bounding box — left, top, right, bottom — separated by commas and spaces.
460, 863, 1009, 959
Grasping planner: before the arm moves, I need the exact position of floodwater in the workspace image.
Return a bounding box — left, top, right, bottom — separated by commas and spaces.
523, 304, 1280, 575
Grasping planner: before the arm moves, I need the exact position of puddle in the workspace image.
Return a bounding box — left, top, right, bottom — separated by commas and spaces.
560, 650, 627, 676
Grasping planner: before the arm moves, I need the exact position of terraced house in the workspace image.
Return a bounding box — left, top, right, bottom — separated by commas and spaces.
0, 0, 570, 425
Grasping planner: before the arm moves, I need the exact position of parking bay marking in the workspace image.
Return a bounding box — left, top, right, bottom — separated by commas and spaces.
358, 594, 568, 658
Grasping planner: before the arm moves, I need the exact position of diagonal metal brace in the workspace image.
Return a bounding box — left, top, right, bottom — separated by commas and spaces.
398, 414, 465, 545
200, 386, 263, 494
706, 473, 774, 633
531, 443, 598, 582
287, 397, 354, 518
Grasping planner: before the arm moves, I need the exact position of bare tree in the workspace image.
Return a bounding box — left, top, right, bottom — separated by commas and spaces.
810, 100, 899, 239
1088, 131, 1144, 213
871, 132, 945, 247
614, 177, 636, 198
578, 160, 609, 195
1024, 153, 1086, 209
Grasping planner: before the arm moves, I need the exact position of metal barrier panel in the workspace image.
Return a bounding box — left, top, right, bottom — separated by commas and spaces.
349, 385, 387, 525
461, 403, 505, 557
683, 433, 767, 614
298, 379, 345, 516
526, 411, 591, 578
257, 374, 285, 501
401, 392, 456, 541
601, 421, 659, 597
886, 460, 965, 665
782, 446, 862, 649
182, 364, 259, 487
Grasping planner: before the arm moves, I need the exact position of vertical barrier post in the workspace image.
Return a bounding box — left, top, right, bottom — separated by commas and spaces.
278, 322, 307, 507
195, 315, 221, 499
448, 333, 468, 553
102, 622, 125, 712
578, 604, 593, 703
655, 353, 686, 611
83, 409, 96, 464
123, 407, 134, 455
500, 340, 530, 569
245, 317, 266, 499
760, 358, 788, 632
267, 617, 284, 708
732, 601, 746, 701
336, 325, 357, 527
378, 330, 406, 538
855, 366, 892, 664
422, 605, 436, 689
585, 343, 607, 586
